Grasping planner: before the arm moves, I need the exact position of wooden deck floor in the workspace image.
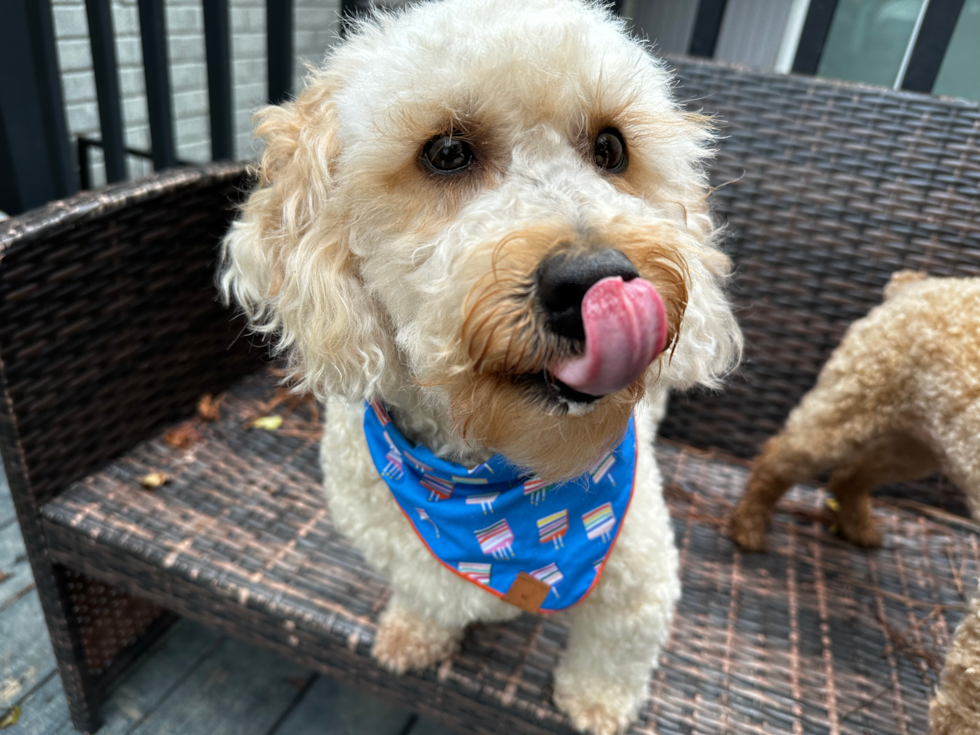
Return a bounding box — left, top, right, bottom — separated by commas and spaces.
0, 466, 456, 735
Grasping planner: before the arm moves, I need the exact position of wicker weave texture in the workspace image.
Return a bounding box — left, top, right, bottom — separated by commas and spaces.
0, 162, 259, 508
661, 58, 980, 461
40, 368, 974, 734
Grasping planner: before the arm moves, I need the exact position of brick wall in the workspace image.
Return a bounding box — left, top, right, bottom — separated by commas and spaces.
52, 0, 340, 187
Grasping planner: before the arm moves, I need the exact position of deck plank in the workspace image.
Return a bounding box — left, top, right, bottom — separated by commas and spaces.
6, 672, 70, 735
50, 620, 226, 735
0, 521, 31, 609
0, 590, 58, 712
268, 673, 414, 735
127, 636, 314, 735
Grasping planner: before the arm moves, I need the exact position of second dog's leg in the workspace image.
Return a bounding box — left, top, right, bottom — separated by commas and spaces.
372, 596, 464, 674
829, 432, 936, 548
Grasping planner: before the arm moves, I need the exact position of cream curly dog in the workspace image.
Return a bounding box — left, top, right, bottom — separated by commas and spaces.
220, 1, 741, 732
731, 271, 980, 552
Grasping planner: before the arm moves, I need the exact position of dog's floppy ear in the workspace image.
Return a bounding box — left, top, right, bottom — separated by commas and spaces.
220, 81, 398, 400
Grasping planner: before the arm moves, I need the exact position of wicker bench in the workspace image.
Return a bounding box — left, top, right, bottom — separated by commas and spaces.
2, 57, 979, 735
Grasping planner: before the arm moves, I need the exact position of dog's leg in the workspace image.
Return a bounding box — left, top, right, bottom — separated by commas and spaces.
554, 407, 679, 735
730, 435, 803, 551
731, 380, 884, 551
372, 596, 463, 674
828, 432, 936, 548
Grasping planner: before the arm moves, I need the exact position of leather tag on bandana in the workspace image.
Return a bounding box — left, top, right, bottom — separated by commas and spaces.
503, 572, 551, 613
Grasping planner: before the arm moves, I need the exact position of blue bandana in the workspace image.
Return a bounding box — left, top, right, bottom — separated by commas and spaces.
364, 401, 637, 613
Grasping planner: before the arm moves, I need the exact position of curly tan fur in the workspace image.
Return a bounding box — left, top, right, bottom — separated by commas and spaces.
930, 583, 980, 735
731, 271, 980, 552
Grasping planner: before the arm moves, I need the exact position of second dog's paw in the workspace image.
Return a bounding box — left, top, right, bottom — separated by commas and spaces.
554, 687, 637, 735
838, 519, 883, 549
729, 509, 769, 552
371, 606, 460, 675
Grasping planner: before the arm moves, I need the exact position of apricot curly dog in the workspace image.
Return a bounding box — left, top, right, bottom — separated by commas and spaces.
731, 270, 980, 552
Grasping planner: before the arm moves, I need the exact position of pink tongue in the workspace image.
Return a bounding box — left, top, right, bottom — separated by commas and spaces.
553, 277, 667, 398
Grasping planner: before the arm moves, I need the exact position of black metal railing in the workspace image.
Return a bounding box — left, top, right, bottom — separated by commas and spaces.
0, 0, 969, 217
0, 0, 361, 216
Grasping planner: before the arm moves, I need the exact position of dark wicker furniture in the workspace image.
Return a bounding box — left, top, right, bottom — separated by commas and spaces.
2, 58, 979, 734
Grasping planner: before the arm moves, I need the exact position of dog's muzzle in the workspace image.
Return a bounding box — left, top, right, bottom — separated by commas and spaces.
536, 248, 667, 398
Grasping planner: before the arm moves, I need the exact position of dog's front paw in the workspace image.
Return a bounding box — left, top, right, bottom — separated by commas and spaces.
371, 605, 460, 674
554, 684, 639, 735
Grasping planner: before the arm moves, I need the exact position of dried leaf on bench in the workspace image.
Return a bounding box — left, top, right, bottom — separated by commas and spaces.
0, 571, 9, 584
197, 392, 225, 422
140, 472, 170, 490
251, 415, 284, 431
164, 421, 203, 450
0, 705, 21, 729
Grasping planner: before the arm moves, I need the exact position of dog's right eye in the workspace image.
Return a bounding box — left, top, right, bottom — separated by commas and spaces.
421, 135, 474, 174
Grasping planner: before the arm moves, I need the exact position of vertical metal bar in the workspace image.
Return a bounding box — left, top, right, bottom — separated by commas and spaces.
900, 0, 966, 92
203, 0, 234, 160
26, 0, 78, 198
688, 0, 729, 58
791, 0, 839, 74
267, 0, 294, 105
138, 0, 178, 170
78, 138, 92, 191
85, 0, 127, 182
0, 0, 75, 214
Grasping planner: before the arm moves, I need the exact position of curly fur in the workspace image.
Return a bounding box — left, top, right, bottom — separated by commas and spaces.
220, 1, 741, 732
930, 582, 980, 735
731, 271, 980, 552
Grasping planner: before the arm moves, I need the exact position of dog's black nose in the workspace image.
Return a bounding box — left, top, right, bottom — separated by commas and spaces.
537, 248, 639, 341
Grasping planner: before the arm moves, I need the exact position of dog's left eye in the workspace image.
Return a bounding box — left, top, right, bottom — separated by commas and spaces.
421, 135, 474, 174
594, 128, 627, 173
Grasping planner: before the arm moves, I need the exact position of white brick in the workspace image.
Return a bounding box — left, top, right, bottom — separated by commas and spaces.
231, 7, 266, 32
66, 103, 100, 134
57, 39, 94, 71
173, 90, 208, 117
115, 36, 143, 66
62, 71, 97, 104
111, 3, 140, 35
166, 7, 202, 33
126, 126, 150, 149
53, 5, 89, 38
118, 67, 146, 97
171, 63, 207, 92
122, 96, 148, 125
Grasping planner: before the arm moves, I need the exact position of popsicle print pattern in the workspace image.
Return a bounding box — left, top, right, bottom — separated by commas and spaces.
403, 450, 432, 474
466, 492, 499, 514
589, 451, 616, 484
475, 519, 515, 558
458, 562, 491, 585
421, 473, 454, 501
531, 562, 564, 597
382, 431, 404, 481
537, 509, 569, 548
582, 502, 616, 542
523, 477, 555, 505
453, 475, 489, 485
415, 507, 440, 537
369, 400, 391, 427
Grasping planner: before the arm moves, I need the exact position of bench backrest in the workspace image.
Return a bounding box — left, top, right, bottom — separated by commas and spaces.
0, 163, 261, 509
661, 57, 980, 458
